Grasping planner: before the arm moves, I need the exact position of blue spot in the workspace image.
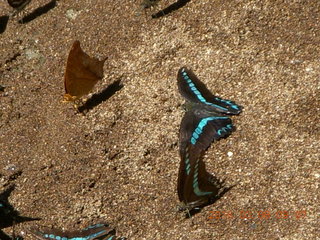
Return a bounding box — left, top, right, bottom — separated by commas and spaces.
191, 137, 197, 145
190, 86, 197, 92
192, 160, 212, 196
195, 128, 202, 135
198, 120, 207, 130
185, 154, 191, 175
192, 131, 199, 140
193, 89, 201, 96
215, 97, 239, 110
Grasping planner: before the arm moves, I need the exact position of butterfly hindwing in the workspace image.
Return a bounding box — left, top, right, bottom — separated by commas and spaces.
177, 67, 242, 114
178, 109, 234, 210
177, 145, 221, 210
179, 109, 234, 154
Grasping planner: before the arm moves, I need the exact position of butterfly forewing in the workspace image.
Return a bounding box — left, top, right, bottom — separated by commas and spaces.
64, 40, 106, 102
177, 67, 242, 114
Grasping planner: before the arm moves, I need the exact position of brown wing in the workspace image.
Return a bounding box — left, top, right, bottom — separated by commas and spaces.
64, 40, 107, 101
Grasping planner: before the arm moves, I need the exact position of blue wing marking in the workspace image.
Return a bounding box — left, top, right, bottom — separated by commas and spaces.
217, 124, 233, 136
42, 229, 108, 239
193, 159, 212, 196
184, 152, 191, 175
190, 117, 229, 145
214, 97, 240, 111
181, 69, 229, 111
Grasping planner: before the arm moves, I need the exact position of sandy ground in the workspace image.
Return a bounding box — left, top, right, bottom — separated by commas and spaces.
0, 0, 319, 239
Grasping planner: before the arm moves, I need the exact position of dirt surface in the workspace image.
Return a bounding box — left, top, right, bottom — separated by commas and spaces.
0, 0, 319, 239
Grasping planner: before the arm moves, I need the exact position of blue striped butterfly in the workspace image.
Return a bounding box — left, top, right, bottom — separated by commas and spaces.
177, 67, 242, 213
28, 223, 126, 240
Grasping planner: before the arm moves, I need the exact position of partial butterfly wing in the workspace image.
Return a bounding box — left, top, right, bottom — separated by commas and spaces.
177, 109, 233, 210
177, 148, 221, 211
64, 40, 107, 102
179, 108, 234, 153
28, 223, 118, 240
177, 67, 242, 115
0, 185, 39, 229
7, 0, 31, 10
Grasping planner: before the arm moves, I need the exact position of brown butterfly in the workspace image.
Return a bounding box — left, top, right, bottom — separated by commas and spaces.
63, 40, 107, 102
7, 0, 31, 13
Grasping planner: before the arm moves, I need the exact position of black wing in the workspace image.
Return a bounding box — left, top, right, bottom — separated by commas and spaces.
177, 109, 234, 210
0, 185, 39, 229
177, 67, 242, 115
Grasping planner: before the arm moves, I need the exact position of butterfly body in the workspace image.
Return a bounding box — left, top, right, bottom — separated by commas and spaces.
63, 41, 107, 102
177, 67, 242, 212
29, 223, 124, 240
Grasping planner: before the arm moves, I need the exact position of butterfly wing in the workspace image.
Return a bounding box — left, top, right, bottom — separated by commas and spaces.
179, 109, 234, 152
177, 109, 234, 210
64, 40, 106, 101
7, 0, 31, 9
29, 223, 115, 240
177, 67, 242, 115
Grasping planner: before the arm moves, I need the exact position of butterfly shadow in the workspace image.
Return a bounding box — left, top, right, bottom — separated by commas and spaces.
0, 185, 40, 229
77, 80, 123, 113
152, 0, 191, 18
0, 15, 9, 34
19, 0, 57, 24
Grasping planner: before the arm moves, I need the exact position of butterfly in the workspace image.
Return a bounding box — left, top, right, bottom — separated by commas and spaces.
7, 0, 31, 16
63, 40, 107, 103
28, 223, 126, 240
177, 67, 242, 212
